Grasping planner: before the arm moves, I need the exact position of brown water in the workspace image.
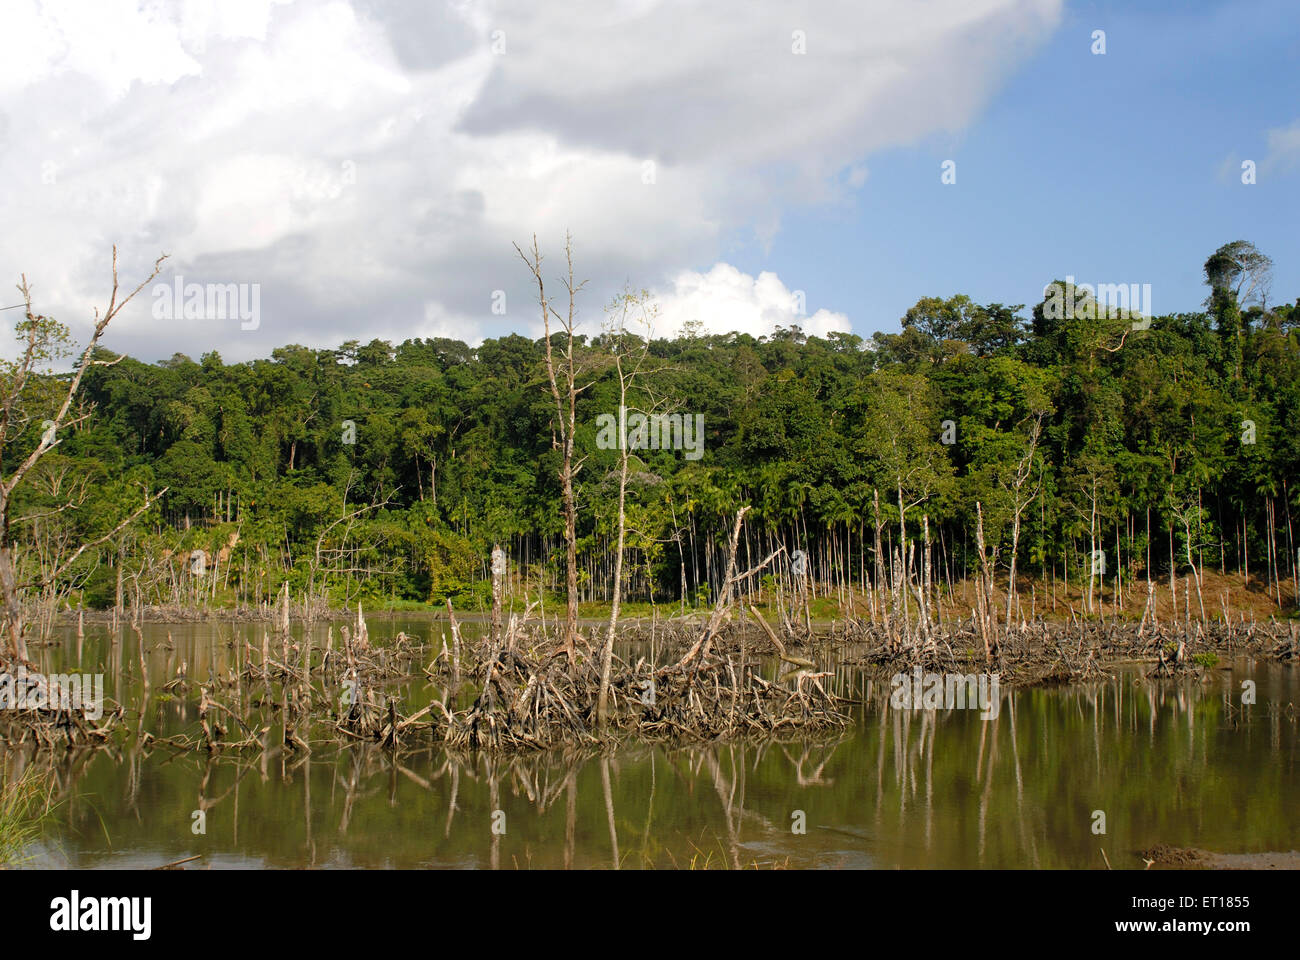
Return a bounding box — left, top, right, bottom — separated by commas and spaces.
6, 617, 1298, 869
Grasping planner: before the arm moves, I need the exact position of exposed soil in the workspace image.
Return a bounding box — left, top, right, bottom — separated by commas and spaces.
1141, 843, 1300, 870
47, 569, 1300, 629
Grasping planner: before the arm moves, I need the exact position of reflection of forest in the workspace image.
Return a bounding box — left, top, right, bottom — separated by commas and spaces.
5, 636, 1296, 869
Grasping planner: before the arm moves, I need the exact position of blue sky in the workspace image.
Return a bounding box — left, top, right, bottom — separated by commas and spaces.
742, 0, 1300, 336
1, 0, 1295, 361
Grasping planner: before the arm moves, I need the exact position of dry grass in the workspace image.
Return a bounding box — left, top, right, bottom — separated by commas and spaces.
0, 766, 58, 867
825, 569, 1298, 625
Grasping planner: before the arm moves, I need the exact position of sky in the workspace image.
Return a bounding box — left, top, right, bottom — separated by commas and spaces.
0, 0, 1296, 363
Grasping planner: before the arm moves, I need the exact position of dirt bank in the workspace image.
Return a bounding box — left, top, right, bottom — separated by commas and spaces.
1141, 844, 1300, 869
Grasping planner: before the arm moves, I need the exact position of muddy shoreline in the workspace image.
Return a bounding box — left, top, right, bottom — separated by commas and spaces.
1142, 844, 1300, 870
24, 607, 1300, 693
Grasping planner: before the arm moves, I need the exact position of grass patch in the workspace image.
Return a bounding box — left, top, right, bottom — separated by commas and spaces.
0, 767, 58, 867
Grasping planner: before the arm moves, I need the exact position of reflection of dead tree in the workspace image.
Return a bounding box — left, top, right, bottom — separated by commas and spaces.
703, 747, 742, 870
445, 760, 461, 839
600, 756, 619, 869
779, 741, 839, 786
564, 764, 576, 869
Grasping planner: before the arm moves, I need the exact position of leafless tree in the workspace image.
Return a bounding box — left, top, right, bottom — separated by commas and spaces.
596, 288, 657, 726
1003, 412, 1045, 625
0, 247, 168, 662
516, 233, 592, 667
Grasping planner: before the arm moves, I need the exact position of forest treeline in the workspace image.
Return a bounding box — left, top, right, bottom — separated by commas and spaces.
7, 241, 1299, 625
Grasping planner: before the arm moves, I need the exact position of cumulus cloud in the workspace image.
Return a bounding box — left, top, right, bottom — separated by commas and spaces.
0, 0, 1062, 361
654, 263, 850, 339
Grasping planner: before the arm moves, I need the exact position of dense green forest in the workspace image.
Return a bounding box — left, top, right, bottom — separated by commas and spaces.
8, 241, 1299, 621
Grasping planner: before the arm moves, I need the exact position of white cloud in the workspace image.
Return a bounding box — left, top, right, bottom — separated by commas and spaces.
655, 263, 851, 339
0, 0, 1062, 361
0, 0, 202, 99
462, 0, 1061, 173
1263, 119, 1300, 174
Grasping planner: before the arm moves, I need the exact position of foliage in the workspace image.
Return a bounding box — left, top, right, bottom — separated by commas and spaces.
3, 243, 1296, 612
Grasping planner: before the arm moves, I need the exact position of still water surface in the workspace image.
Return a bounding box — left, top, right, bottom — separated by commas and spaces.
10, 617, 1298, 869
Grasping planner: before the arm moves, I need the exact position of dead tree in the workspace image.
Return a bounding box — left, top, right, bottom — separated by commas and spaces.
670, 506, 782, 672
0, 247, 167, 662
596, 289, 657, 726
1003, 412, 1045, 626
516, 233, 591, 667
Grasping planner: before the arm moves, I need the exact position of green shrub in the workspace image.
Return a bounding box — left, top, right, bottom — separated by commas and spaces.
0, 768, 58, 867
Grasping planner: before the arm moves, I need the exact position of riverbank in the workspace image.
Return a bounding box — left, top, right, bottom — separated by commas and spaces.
1142, 845, 1300, 870
51, 568, 1297, 630
32, 601, 1300, 692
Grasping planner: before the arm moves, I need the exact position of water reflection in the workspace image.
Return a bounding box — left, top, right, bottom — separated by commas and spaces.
4, 619, 1297, 869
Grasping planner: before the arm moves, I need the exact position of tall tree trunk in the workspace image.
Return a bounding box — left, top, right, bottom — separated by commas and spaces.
974, 502, 993, 665
872, 489, 884, 627
0, 538, 28, 662
897, 483, 910, 643
1006, 509, 1022, 627
598, 379, 632, 727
